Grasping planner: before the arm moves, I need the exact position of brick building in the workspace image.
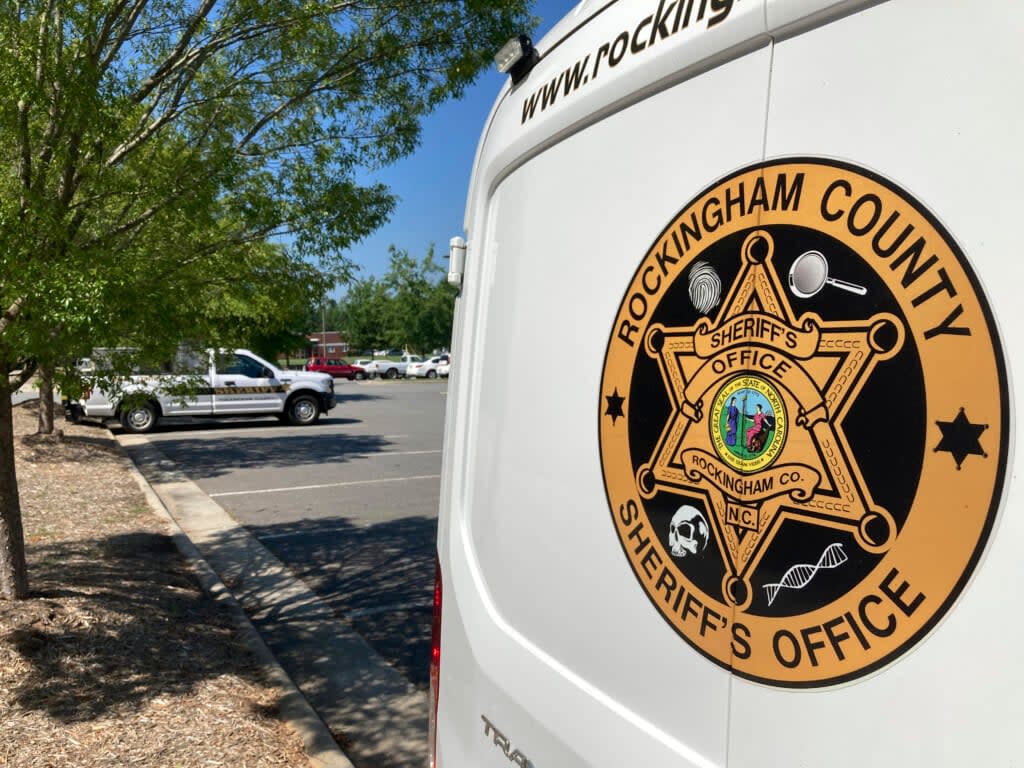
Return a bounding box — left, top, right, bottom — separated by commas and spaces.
305, 331, 349, 358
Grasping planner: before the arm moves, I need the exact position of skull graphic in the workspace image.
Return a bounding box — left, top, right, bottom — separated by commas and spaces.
668, 505, 710, 558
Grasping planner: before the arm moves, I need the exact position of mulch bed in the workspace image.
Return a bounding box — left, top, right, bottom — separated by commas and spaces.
0, 401, 311, 767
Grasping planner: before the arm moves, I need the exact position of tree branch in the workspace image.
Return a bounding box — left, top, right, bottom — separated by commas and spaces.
0, 299, 27, 336
16, 100, 32, 218
130, 0, 218, 105
95, 0, 148, 72
8, 359, 38, 393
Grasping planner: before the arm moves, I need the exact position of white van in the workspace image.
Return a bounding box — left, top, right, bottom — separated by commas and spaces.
432, 1, 1021, 766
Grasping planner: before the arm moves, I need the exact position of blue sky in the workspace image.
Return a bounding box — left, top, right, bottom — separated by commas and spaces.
340, 0, 575, 291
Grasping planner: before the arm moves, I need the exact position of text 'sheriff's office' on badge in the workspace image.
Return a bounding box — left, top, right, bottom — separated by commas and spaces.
599, 158, 1007, 687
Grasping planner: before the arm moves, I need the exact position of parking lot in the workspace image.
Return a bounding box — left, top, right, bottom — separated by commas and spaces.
136, 377, 446, 689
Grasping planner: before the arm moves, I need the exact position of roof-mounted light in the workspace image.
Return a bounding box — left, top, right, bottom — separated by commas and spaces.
495, 34, 539, 85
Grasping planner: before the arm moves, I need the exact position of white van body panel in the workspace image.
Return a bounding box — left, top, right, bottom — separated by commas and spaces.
765, 0, 878, 32
438, 1, 1020, 766
726, 2, 1023, 766
441, 48, 776, 767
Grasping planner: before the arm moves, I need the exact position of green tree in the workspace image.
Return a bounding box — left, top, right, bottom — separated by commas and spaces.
392, 245, 458, 353
197, 241, 333, 361
337, 277, 391, 354
339, 245, 456, 354
383, 246, 435, 350
0, 0, 534, 599
418, 273, 460, 353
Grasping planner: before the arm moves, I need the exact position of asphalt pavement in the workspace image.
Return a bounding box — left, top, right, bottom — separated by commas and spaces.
116, 379, 446, 768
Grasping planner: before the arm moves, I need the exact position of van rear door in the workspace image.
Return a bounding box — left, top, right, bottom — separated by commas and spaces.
722, 2, 1023, 766
438, 6, 773, 766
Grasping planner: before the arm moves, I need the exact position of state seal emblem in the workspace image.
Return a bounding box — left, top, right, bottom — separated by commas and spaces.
599, 158, 1008, 687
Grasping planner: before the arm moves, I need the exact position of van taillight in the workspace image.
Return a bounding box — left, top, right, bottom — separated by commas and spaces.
429, 557, 442, 768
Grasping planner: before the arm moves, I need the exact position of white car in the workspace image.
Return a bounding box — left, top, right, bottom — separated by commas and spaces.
406, 355, 443, 379
353, 359, 378, 378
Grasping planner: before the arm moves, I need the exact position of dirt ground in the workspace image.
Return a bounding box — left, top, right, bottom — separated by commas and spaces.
0, 401, 312, 768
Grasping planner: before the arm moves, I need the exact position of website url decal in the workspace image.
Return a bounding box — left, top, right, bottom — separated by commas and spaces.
522, 0, 741, 125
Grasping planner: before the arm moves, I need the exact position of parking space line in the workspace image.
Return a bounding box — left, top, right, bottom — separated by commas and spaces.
209, 474, 441, 498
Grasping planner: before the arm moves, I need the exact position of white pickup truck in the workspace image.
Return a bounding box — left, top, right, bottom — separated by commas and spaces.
365, 354, 422, 380
65, 348, 336, 433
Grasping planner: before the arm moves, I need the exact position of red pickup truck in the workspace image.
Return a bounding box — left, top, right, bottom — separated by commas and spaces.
304, 357, 367, 380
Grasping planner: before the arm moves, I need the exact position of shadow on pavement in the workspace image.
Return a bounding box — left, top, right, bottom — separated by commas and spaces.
188, 515, 435, 768
332, 393, 387, 404
138, 432, 398, 478
247, 516, 438, 690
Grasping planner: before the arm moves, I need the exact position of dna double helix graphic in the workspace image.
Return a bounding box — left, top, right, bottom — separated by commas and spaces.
763, 543, 848, 606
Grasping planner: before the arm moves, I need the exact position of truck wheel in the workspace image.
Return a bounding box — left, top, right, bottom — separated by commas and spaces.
355, 372, 366, 380
64, 403, 83, 424
120, 402, 158, 433
385, 367, 399, 379
426, 369, 438, 379
286, 393, 320, 426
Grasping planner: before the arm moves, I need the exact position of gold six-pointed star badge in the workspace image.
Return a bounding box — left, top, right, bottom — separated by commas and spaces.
599, 159, 1007, 687
636, 229, 904, 611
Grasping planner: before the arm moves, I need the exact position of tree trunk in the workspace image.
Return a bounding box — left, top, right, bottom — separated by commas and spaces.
0, 379, 28, 599
36, 364, 55, 435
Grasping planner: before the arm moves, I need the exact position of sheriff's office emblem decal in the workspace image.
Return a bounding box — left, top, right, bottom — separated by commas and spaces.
599, 158, 1007, 687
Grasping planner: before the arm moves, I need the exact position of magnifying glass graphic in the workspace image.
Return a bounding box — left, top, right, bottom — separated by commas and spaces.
788, 250, 867, 299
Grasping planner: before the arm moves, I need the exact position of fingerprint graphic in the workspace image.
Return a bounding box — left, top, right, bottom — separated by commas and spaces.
688, 261, 722, 314
763, 543, 848, 606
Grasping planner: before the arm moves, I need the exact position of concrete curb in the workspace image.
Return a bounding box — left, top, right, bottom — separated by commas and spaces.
118, 436, 356, 768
